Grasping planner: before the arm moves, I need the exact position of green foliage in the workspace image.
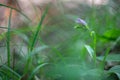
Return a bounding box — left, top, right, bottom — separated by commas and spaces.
100, 29, 120, 42
98, 53, 120, 62
0, 65, 21, 80
108, 65, 120, 79
0, 2, 120, 80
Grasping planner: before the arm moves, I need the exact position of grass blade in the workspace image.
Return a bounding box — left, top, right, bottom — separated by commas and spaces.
30, 5, 49, 51
24, 5, 49, 74
6, 9, 12, 67
0, 65, 21, 79
28, 63, 48, 80
99, 48, 110, 69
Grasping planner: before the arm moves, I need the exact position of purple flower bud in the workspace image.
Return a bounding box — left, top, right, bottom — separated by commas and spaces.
75, 18, 87, 26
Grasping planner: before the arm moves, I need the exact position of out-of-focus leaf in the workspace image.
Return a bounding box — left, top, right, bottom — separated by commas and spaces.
105, 73, 119, 80
0, 65, 21, 79
85, 45, 94, 59
97, 54, 120, 62
108, 65, 120, 79
100, 29, 120, 42
28, 63, 48, 80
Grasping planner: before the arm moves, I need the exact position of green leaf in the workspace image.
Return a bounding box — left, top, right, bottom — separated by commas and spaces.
100, 29, 120, 41
85, 45, 94, 59
104, 29, 120, 39
108, 65, 120, 79
97, 54, 120, 62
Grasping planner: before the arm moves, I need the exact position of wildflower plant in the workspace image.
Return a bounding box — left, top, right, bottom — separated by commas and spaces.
74, 18, 97, 64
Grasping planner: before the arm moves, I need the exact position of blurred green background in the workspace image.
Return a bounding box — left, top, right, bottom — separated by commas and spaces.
0, 0, 120, 80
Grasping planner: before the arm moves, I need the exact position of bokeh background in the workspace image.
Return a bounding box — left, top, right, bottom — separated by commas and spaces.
0, 0, 120, 80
